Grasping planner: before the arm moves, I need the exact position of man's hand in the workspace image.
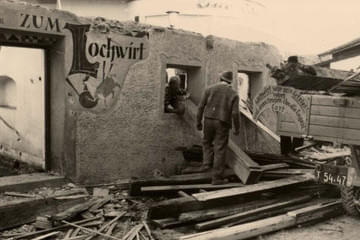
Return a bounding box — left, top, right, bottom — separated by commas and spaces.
233, 129, 240, 136
197, 123, 203, 131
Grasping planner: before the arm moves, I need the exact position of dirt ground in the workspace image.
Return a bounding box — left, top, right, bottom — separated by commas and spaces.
263, 215, 360, 240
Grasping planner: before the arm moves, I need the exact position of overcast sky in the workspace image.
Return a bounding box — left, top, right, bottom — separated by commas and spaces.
129, 0, 360, 55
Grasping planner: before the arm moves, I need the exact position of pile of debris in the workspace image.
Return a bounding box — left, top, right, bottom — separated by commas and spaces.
0, 182, 160, 240
0, 142, 349, 240
129, 144, 345, 240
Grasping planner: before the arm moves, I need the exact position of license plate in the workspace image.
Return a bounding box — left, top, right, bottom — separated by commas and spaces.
314, 164, 348, 186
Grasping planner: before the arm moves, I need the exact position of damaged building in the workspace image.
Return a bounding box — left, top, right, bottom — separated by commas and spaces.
0, 0, 282, 184
2, 1, 360, 240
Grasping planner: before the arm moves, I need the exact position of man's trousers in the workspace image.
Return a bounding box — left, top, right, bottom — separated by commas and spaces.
202, 118, 230, 180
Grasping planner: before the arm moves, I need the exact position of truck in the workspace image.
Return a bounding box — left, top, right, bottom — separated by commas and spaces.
254, 63, 360, 216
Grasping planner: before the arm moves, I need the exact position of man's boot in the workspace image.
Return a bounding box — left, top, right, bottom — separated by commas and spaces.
199, 165, 211, 172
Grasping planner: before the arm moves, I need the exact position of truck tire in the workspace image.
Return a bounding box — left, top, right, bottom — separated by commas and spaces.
341, 186, 360, 217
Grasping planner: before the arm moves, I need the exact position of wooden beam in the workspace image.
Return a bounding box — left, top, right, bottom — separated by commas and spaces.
179, 200, 343, 240
178, 198, 279, 223
0, 196, 87, 231
262, 169, 313, 179
6, 217, 101, 240
0, 173, 66, 193
151, 218, 183, 229
295, 142, 316, 152
260, 163, 289, 172
147, 196, 200, 219
129, 169, 235, 196
192, 174, 314, 202
180, 215, 295, 240
50, 199, 96, 222
151, 198, 279, 228
61, 221, 123, 240
85, 212, 125, 240
148, 175, 316, 219
32, 231, 60, 240
194, 195, 312, 231
178, 191, 191, 198
141, 183, 244, 193
227, 140, 263, 184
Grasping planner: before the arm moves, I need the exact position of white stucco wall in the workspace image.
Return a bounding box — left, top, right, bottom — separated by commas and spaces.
0, 46, 45, 167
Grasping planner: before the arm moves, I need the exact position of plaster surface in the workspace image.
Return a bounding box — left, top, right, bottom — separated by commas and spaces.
0, 0, 283, 183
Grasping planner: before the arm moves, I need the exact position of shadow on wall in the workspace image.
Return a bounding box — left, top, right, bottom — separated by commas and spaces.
0, 75, 17, 132
0, 75, 16, 109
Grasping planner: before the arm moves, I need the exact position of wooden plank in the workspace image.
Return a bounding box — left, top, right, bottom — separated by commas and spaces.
179, 200, 342, 240
295, 142, 317, 152
32, 231, 59, 240
311, 151, 350, 161
51, 199, 96, 222
129, 168, 236, 196
141, 183, 244, 192
151, 218, 182, 229
0, 173, 66, 193
178, 198, 279, 223
310, 115, 360, 129
4, 192, 36, 198
179, 214, 295, 240
224, 201, 316, 228
151, 198, 279, 229
262, 169, 313, 178
304, 134, 360, 146
281, 120, 360, 142
310, 95, 360, 108
194, 195, 312, 231
309, 125, 360, 141
0, 196, 87, 231
311, 105, 360, 119
147, 196, 200, 219
289, 200, 344, 224
227, 141, 263, 184
7, 217, 101, 240
61, 221, 123, 240
85, 212, 125, 240
261, 163, 289, 172
142, 221, 155, 240
178, 191, 191, 198
192, 174, 314, 202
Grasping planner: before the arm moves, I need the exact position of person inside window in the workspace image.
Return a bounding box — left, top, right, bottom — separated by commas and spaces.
164, 75, 189, 114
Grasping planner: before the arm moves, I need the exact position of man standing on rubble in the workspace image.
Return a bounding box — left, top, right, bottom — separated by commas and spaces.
196, 71, 240, 185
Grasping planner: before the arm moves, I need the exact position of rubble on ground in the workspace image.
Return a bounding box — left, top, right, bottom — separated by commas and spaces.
0, 142, 348, 240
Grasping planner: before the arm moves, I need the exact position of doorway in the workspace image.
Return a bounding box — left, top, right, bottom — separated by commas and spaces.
0, 46, 46, 173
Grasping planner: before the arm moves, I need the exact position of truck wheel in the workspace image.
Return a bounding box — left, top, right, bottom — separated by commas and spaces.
341, 186, 360, 217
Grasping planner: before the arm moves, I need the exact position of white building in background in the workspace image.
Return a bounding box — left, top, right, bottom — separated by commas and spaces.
23, 0, 134, 21
22, 0, 292, 54
133, 0, 292, 53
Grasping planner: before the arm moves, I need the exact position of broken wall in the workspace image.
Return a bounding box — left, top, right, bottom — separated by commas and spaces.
0, 0, 282, 184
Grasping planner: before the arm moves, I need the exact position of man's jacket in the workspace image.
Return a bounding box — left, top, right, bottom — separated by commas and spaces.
197, 82, 240, 130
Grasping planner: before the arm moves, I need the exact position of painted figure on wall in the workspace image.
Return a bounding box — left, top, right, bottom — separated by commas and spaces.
64, 22, 149, 110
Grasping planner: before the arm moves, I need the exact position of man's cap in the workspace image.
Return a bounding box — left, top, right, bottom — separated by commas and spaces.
220, 71, 233, 83
287, 56, 298, 63
169, 75, 180, 84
